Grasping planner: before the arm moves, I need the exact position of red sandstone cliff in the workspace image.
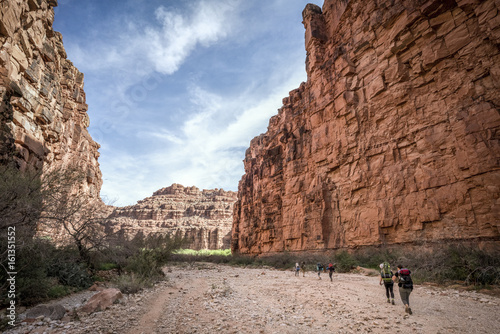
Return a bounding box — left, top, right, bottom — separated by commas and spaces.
107, 184, 237, 250
0, 0, 102, 200
232, 0, 500, 255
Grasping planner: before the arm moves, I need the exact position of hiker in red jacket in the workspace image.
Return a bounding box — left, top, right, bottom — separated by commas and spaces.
393, 264, 414, 315
326, 263, 335, 281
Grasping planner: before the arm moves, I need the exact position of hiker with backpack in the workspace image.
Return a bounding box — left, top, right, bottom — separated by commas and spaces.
394, 264, 414, 315
316, 263, 324, 279
326, 263, 335, 281
301, 261, 306, 277
295, 262, 300, 276
379, 262, 395, 304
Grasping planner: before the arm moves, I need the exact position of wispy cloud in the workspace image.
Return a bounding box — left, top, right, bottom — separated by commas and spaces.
55, 0, 311, 206
100, 65, 306, 205
147, 1, 238, 75
67, 1, 240, 88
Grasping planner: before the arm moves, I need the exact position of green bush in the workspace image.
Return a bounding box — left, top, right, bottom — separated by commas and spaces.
352, 247, 400, 270
402, 244, 500, 286
174, 249, 232, 256
47, 285, 72, 299
97, 262, 119, 271
334, 250, 356, 273
8, 238, 53, 306
47, 261, 93, 288
125, 249, 164, 279
113, 273, 153, 294
229, 254, 256, 266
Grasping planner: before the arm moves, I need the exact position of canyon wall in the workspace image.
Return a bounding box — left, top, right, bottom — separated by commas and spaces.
107, 184, 237, 250
0, 0, 102, 200
232, 0, 500, 255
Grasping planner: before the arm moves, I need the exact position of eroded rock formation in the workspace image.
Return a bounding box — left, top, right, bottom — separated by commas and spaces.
108, 184, 237, 250
0, 0, 102, 200
232, 0, 500, 255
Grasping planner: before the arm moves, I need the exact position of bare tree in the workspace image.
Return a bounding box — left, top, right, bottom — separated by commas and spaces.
38, 167, 109, 271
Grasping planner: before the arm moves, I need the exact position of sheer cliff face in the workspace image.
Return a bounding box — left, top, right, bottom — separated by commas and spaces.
232, 0, 500, 255
108, 184, 237, 250
0, 0, 102, 199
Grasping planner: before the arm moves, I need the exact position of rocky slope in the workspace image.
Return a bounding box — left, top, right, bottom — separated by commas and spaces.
232, 0, 500, 255
107, 184, 237, 250
0, 0, 102, 200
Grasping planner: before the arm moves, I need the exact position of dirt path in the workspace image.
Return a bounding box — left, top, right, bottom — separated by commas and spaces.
6, 263, 500, 333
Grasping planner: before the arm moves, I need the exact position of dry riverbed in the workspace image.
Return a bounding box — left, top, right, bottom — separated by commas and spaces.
5, 263, 500, 333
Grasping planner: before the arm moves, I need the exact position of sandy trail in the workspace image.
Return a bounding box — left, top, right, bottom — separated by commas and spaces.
6, 263, 500, 334
129, 263, 499, 334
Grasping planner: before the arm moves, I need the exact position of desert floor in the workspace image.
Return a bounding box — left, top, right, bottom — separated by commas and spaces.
5, 263, 500, 334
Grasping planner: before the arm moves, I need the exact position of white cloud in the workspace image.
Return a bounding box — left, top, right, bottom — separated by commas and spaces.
99, 64, 306, 206
141, 129, 184, 145
63, 0, 312, 206
66, 1, 239, 87
147, 1, 238, 75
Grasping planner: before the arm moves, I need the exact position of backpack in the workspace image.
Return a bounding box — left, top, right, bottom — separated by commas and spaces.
381, 262, 393, 283
399, 268, 413, 289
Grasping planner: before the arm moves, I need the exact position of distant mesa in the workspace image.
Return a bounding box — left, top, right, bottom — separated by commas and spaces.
107, 184, 237, 250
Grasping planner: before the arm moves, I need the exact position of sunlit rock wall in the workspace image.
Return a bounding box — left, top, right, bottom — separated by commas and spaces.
232, 0, 500, 255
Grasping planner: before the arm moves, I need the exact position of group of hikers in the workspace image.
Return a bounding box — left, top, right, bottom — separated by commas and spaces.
293, 261, 414, 315
294, 261, 336, 281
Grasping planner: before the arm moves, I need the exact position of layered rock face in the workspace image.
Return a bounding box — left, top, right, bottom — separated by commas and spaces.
0, 0, 102, 199
232, 0, 500, 255
108, 184, 237, 250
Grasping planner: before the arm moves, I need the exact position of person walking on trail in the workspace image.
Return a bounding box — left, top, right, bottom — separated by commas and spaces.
326, 263, 335, 281
379, 262, 395, 304
394, 264, 414, 315
316, 263, 324, 279
301, 261, 306, 277
295, 262, 300, 276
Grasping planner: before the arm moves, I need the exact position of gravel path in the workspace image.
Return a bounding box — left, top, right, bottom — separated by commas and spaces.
5, 263, 500, 333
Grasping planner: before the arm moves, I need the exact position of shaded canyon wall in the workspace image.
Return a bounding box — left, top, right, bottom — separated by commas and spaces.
232, 0, 500, 255
0, 0, 102, 200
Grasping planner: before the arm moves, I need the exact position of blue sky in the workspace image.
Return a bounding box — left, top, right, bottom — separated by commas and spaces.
53, 0, 318, 206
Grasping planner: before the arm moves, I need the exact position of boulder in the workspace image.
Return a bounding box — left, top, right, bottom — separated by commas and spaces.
80, 288, 123, 313
25, 304, 66, 320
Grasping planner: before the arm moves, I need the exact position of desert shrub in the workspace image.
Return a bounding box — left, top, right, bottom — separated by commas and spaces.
229, 254, 256, 266
334, 250, 356, 273
402, 244, 500, 286
47, 261, 93, 288
114, 273, 153, 294
102, 232, 186, 275
255, 252, 302, 269
352, 247, 400, 270
174, 249, 232, 257
47, 285, 72, 299
125, 249, 164, 279
8, 238, 54, 306
97, 262, 119, 271
170, 248, 232, 264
